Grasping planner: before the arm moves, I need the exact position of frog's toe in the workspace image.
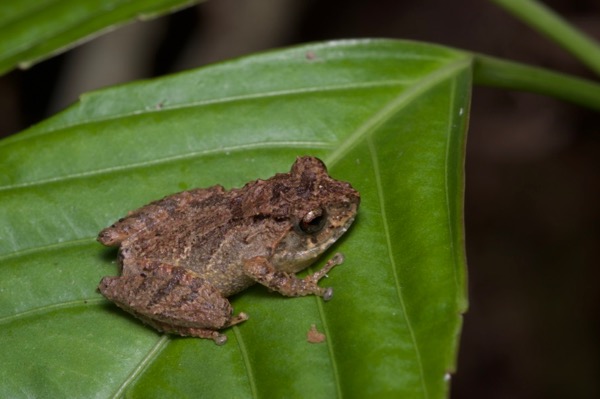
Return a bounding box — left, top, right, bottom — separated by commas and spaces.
213, 334, 228, 346
234, 312, 249, 323
181, 327, 228, 345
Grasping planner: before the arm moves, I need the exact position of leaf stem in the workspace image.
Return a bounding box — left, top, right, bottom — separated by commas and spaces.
473, 54, 600, 110
491, 0, 600, 76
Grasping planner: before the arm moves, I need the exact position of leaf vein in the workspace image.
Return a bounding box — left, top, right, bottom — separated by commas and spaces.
444, 77, 463, 306
0, 140, 334, 192
313, 292, 342, 398
110, 335, 170, 399
0, 236, 95, 262
0, 298, 104, 325
2, 80, 409, 146
326, 58, 471, 165
233, 327, 258, 398
367, 138, 429, 399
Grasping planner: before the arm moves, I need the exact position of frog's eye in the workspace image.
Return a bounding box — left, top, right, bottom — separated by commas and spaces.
298, 208, 327, 234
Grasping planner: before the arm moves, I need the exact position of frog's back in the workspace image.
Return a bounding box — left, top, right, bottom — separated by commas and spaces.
98, 185, 227, 247
117, 187, 241, 263
119, 187, 280, 297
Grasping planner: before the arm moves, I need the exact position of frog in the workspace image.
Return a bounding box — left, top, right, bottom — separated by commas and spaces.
97, 156, 360, 344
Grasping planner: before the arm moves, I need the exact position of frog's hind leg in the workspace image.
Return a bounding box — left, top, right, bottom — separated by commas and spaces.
133, 312, 248, 345
99, 261, 247, 345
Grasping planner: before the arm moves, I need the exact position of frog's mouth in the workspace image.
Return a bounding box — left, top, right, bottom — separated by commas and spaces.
272, 209, 357, 273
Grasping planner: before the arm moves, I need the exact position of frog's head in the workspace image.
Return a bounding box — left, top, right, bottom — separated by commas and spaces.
244, 156, 360, 272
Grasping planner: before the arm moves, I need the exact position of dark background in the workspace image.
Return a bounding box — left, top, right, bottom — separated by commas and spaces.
1, 1, 599, 397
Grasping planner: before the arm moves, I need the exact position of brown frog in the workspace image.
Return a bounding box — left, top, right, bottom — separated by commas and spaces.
98, 156, 360, 344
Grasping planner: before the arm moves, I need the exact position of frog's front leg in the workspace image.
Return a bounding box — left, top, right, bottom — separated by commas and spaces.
243, 253, 344, 301
99, 261, 247, 345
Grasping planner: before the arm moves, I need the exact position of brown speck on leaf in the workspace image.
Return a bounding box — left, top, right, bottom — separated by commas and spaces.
305, 50, 317, 60
307, 324, 326, 343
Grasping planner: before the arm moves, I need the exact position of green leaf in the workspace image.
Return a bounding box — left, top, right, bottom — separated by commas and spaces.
491, 0, 600, 77
473, 53, 600, 111
0, 39, 469, 398
0, 0, 202, 75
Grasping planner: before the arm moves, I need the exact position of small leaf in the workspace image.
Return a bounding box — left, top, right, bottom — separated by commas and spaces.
0, 0, 203, 75
0, 39, 470, 398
